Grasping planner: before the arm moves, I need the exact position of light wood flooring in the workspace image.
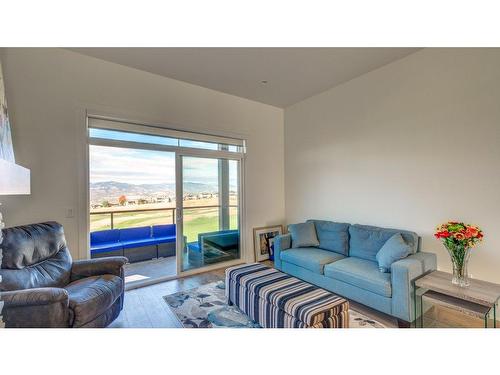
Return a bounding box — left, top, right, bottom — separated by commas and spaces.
110, 262, 400, 328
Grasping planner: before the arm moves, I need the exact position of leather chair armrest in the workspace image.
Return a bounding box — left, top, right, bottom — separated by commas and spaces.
70, 256, 128, 281
1, 288, 70, 328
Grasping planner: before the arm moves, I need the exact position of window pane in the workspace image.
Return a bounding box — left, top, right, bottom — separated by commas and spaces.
90, 128, 243, 153
179, 139, 219, 150
90, 128, 178, 147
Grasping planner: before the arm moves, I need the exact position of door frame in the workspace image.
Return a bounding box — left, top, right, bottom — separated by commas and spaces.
85, 112, 247, 287
175, 150, 245, 277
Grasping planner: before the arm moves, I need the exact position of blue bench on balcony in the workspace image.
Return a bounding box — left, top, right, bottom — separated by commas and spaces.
153, 224, 176, 258
120, 226, 159, 263
90, 229, 124, 258
90, 224, 177, 263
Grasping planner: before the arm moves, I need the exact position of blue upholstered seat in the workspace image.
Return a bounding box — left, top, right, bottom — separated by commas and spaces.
280, 248, 345, 275
90, 229, 123, 254
153, 235, 176, 243
152, 225, 176, 244
152, 224, 176, 238
187, 242, 201, 253
324, 257, 392, 297
90, 242, 124, 254
120, 238, 159, 249
90, 225, 176, 260
119, 226, 153, 249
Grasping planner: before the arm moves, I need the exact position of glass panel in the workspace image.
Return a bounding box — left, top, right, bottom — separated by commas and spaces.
229, 160, 239, 230
179, 139, 219, 150
89, 144, 177, 285
90, 127, 243, 153
181, 156, 240, 272
112, 209, 175, 229
89, 213, 112, 232
90, 128, 179, 146
229, 207, 239, 230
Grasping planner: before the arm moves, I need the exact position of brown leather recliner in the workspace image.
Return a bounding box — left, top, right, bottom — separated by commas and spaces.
0, 222, 127, 328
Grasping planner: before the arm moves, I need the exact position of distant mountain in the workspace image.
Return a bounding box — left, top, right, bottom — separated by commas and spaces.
89, 181, 219, 203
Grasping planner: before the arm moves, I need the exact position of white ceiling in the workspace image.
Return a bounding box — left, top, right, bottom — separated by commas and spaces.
70, 48, 419, 108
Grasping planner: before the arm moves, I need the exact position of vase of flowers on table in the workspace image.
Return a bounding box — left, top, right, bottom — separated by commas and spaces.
434, 221, 483, 287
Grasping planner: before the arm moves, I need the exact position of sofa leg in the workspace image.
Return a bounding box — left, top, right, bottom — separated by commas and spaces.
397, 319, 411, 328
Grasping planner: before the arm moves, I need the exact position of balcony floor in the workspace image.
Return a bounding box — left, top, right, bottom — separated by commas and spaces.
124, 257, 177, 287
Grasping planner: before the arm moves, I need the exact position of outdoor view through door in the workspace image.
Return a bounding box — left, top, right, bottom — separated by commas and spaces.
88, 117, 244, 287
180, 156, 240, 271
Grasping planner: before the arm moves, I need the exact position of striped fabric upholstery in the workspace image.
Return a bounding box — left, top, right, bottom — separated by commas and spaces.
226, 263, 349, 328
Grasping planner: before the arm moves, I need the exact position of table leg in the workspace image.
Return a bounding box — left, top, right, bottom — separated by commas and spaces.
420, 295, 424, 328
413, 285, 417, 328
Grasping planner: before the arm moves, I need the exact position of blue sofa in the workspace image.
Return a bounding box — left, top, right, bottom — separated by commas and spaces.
90, 224, 177, 262
273, 220, 437, 324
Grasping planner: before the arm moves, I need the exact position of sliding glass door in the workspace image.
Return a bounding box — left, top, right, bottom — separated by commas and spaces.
177, 155, 241, 272
88, 115, 245, 283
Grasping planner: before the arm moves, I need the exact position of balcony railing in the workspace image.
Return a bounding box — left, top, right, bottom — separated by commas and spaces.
90, 205, 237, 230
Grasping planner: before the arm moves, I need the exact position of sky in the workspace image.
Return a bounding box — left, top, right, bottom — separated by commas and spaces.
90, 145, 238, 186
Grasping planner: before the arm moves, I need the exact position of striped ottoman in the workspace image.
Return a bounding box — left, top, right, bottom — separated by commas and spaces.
225, 263, 349, 328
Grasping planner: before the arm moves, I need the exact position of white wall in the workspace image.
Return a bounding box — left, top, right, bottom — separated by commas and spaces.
1, 48, 285, 262
285, 48, 500, 283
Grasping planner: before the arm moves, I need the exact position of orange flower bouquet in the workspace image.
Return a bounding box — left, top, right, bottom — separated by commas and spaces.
434, 221, 483, 287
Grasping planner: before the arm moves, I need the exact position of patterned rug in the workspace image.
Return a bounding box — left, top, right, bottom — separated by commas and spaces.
163, 281, 387, 328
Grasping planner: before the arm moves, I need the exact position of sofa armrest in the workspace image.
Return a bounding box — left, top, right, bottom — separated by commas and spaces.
391, 252, 437, 322
1, 288, 70, 328
71, 256, 128, 281
273, 233, 291, 270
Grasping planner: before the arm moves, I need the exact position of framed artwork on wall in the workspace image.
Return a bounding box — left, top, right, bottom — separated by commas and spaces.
253, 225, 284, 262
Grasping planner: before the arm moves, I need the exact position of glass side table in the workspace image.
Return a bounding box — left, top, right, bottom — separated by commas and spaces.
413, 271, 500, 328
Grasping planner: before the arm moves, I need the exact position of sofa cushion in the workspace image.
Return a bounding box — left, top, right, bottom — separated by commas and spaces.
349, 224, 418, 262
90, 229, 120, 246
288, 222, 320, 248
324, 257, 392, 297
280, 248, 345, 274
376, 233, 412, 273
152, 224, 176, 238
90, 242, 124, 253
120, 238, 158, 249
153, 235, 176, 244
64, 274, 123, 327
119, 226, 152, 242
307, 220, 350, 255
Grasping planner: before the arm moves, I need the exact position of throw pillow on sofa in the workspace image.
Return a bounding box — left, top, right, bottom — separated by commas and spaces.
376, 233, 412, 272
288, 222, 320, 248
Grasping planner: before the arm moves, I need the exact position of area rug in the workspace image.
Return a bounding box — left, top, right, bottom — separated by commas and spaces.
163, 281, 387, 328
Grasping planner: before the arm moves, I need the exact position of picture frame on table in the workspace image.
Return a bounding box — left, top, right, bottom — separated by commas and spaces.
253, 225, 284, 262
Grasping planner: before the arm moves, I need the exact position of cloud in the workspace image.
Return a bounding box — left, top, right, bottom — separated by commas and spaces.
90, 145, 175, 184
90, 146, 239, 186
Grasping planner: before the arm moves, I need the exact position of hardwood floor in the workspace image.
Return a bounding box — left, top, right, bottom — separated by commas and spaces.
112, 262, 500, 328
109, 267, 226, 328
109, 263, 400, 328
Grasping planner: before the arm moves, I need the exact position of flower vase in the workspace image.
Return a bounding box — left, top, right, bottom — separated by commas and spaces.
446, 245, 471, 287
